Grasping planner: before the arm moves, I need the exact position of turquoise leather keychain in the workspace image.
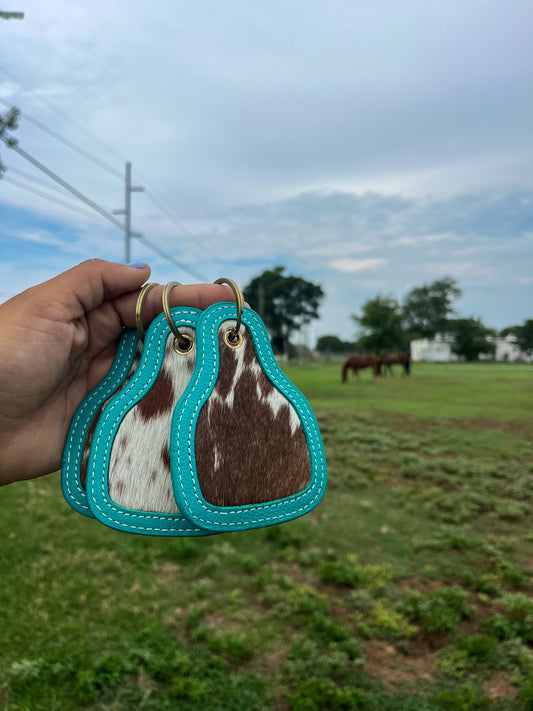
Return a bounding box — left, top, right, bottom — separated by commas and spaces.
85, 283, 211, 537
61, 283, 160, 517
170, 279, 327, 533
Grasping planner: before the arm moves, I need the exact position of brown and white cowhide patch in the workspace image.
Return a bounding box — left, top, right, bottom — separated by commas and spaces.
105, 328, 196, 513
80, 347, 142, 490
194, 324, 311, 507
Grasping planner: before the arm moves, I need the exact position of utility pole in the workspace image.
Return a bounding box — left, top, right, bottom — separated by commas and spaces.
113, 161, 143, 263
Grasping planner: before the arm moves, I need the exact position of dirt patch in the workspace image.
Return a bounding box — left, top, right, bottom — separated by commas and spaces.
373, 411, 533, 441
484, 670, 516, 700
154, 560, 181, 583
463, 417, 533, 439
260, 643, 290, 677
364, 639, 437, 689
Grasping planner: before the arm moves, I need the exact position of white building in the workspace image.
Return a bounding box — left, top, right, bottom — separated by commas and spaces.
410, 333, 531, 363
410, 334, 458, 362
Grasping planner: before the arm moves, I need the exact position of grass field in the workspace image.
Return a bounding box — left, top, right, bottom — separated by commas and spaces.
1, 362, 532, 710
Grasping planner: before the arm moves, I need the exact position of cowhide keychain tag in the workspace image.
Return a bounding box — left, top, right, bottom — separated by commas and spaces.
170, 279, 327, 533
62, 283, 163, 518
85, 283, 212, 537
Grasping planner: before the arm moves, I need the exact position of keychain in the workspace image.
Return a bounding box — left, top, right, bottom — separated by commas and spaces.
85, 282, 210, 536
61, 282, 160, 517
170, 279, 328, 532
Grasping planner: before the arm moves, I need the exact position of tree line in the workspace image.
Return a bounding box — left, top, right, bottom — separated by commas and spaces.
243, 268, 532, 361
322, 277, 533, 361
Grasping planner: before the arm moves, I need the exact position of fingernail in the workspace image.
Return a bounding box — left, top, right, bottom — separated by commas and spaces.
127, 262, 148, 269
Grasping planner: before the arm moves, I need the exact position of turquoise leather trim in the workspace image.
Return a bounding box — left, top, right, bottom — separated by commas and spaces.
171, 303, 327, 532
86, 308, 212, 537
61, 328, 138, 518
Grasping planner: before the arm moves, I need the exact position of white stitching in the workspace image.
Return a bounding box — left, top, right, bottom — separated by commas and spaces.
175, 306, 326, 527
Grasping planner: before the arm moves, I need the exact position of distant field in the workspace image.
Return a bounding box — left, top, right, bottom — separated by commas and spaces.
286, 360, 533, 419
1, 362, 532, 710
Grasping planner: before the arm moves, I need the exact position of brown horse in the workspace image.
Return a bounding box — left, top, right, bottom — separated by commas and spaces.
341, 354, 381, 382
381, 352, 410, 376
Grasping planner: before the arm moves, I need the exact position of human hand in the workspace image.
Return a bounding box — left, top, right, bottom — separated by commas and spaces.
0, 259, 235, 485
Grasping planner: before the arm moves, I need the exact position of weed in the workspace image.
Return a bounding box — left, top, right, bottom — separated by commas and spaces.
519, 675, 533, 711
240, 553, 260, 573
208, 632, 252, 662
287, 677, 367, 710
350, 589, 376, 614
318, 554, 362, 587
494, 639, 533, 676
356, 599, 418, 640
398, 587, 475, 633
484, 593, 533, 643
306, 613, 354, 647
193, 577, 215, 600
274, 584, 330, 621
283, 638, 352, 685
167, 538, 200, 561
435, 683, 492, 710
264, 525, 303, 548
439, 636, 499, 679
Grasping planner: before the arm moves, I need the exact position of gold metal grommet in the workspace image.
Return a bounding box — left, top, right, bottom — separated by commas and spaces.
172, 333, 194, 355
162, 280, 191, 351
214, 277, 244, 339
223, 328, 243, 349
135, 282, 159, 341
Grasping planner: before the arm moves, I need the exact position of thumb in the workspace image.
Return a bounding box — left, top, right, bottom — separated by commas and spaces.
51, 259, 151, 317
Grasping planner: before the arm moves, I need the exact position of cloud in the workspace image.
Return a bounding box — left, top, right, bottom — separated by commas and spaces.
10, 228, 68, 248
1, 1, 532, 340
329, 258, 387, 273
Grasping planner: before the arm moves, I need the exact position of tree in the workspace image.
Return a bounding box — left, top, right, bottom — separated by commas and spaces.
315, 335, 356, 354
243, 266, 324, 356
402, 277, 462, 339
513, 319, 533, 356
448, 318, 496, 361
0, 106, 20, 177
352, 295, 405, 354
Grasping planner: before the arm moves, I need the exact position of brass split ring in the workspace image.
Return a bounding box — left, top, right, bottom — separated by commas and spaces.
162, 281, 194, 354
135, 282, 160, 342
214, 277, 244, 349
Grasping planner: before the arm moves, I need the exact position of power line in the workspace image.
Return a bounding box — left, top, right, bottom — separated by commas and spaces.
0, 96, 123, 177
0, 64, 125, 163
4, 175, 207, 279
142, 186, 225, 267
0, 68, 217, 277
5, 163, 82, 197
0, 67, 225, 266
3, 140, 126, 230
134, 233, 207, 281
2, 140, 209, 279
2, 176, 111, 223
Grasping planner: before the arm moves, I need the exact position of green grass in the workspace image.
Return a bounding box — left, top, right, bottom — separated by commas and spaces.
1, 362, 532, 710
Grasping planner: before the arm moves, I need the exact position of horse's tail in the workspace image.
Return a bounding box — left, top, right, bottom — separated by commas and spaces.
404, 353, 411, 375
341, 360, 349, 382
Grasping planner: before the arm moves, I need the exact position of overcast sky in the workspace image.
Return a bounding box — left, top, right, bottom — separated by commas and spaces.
1, 0, 532, 344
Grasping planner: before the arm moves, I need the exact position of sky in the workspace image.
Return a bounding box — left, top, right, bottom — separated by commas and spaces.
1, 0, 532, 346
